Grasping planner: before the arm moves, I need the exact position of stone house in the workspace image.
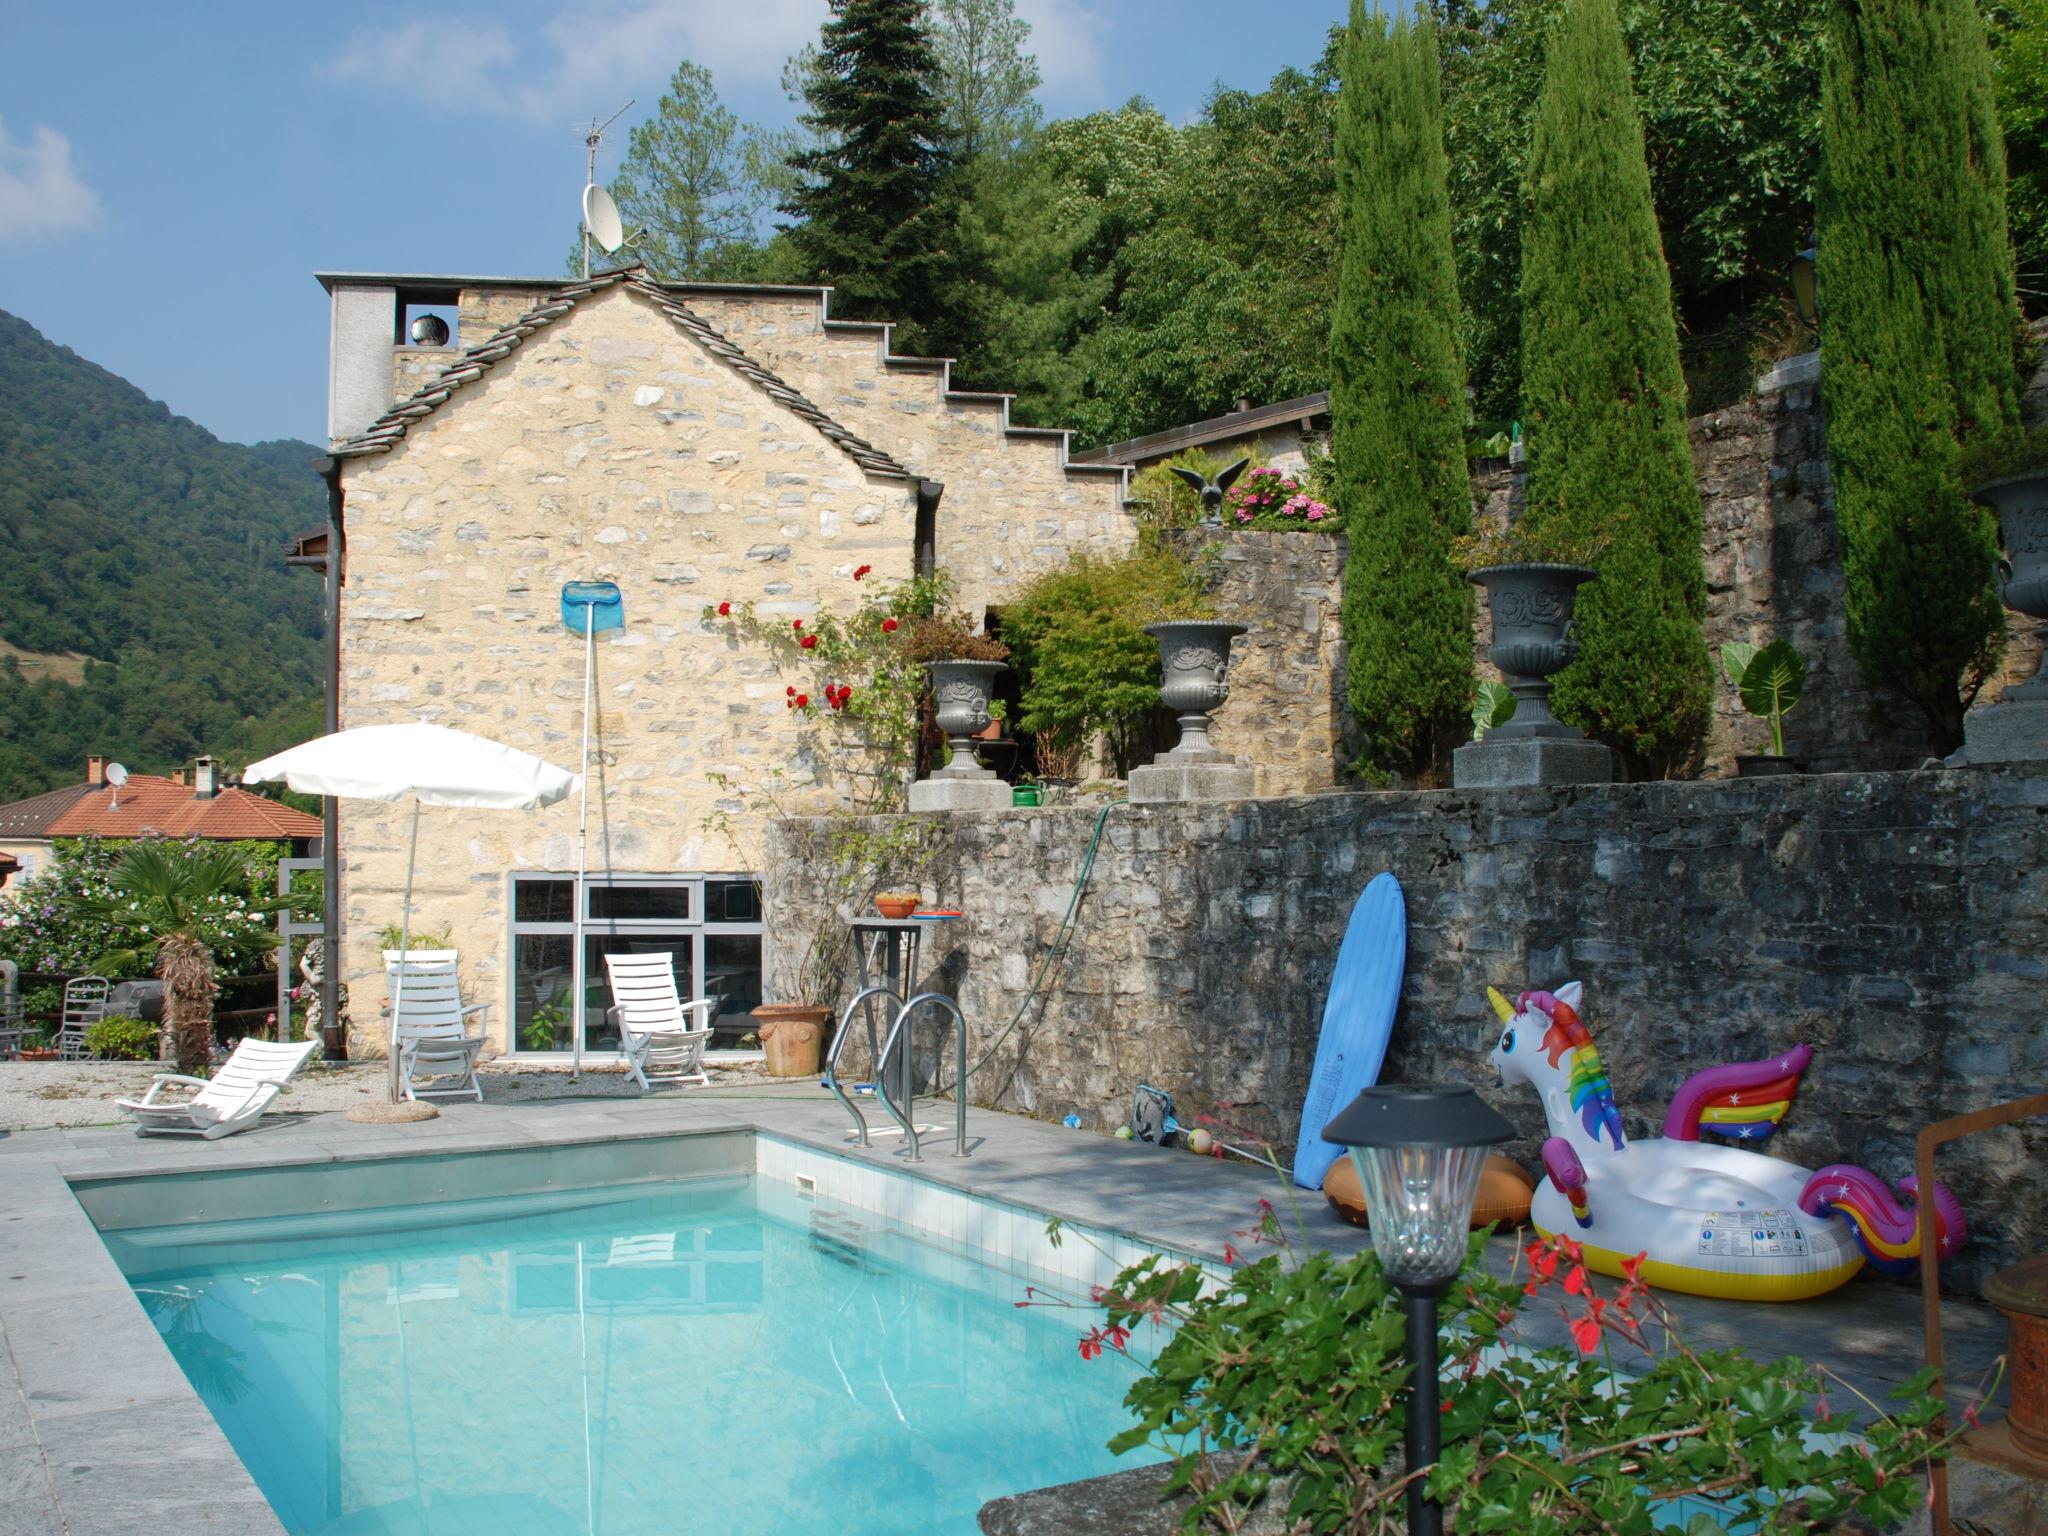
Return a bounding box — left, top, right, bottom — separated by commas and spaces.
313, 265, 1130, 1062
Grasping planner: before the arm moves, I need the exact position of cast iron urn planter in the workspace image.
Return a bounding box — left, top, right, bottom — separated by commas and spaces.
1468, 563, 1599, 741
1145, 620, 1248, 760
926, 659, 1007, 779
1975, 470, 2048, 703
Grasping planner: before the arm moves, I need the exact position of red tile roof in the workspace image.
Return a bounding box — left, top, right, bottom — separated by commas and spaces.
37, 776, 321, 841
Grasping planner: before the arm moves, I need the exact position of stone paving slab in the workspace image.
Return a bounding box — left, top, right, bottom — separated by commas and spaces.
0, 1092, 2014, 1535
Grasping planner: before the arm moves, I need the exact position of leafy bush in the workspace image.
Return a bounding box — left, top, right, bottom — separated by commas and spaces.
1129, 450, 1229, 532
1052, 1216, 1959, 1536
1002, 548, 1213, 777
1955, 421, 2048, 487
84, 1014, 159, 1061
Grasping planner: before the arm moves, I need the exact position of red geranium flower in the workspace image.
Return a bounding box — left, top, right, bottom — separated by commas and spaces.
881, 617, 899, 632
717, 601, 731, 617
800, 634, 818, 650
1569, 1314, 1603, 1353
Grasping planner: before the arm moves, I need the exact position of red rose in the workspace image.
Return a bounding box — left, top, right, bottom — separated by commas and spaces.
853, 564, 872, 580
717, 601, 731, 617
881, 617, 899, 633
800, 634, 818, 650
792, 618, 804, 630
794, 693, 810, 708
786, 686, 796, 696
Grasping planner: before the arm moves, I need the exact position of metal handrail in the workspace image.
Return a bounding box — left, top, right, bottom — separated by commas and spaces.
875, 992, 969, 1161
827, 984, 901, 1147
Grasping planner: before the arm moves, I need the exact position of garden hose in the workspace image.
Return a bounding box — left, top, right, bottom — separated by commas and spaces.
925, 798, 1117, 1100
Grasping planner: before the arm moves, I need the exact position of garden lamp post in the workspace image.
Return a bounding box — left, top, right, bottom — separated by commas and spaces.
1323, 1084, 1515, 1536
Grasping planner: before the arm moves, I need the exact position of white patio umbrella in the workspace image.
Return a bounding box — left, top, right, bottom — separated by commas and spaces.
244, 723, 579, 1101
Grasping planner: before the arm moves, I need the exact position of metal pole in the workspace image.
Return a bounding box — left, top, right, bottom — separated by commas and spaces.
1402, 1286, 1445, 1536
572, 607, 594, 1077
389, 799, 419, 1104
314, 458, 344, 1062
954, 998, 967, 1157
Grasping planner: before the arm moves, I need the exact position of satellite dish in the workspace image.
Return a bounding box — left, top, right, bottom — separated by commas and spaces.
105, 763, 128, 787
583, 183, 625, 254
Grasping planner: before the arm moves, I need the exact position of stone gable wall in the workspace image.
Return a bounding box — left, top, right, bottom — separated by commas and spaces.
682, 292, 1135, 620
766, 768, 2048, 1287
335, 285, 917, 1049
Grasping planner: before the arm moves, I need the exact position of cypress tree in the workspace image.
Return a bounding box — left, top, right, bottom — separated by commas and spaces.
1820, 0, 2019, 751
1330, 4, 1475, 784
784, 0, 960, 353
1519, 0, 1712, 778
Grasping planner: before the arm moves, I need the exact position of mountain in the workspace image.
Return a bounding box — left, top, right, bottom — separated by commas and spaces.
0, 309, 325, 802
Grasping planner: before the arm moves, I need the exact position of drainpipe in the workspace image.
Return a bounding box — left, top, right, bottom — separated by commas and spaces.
914, 479, 944, 580
311, 455, 345, 1052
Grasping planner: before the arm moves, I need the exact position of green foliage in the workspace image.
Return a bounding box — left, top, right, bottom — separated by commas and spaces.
83, 1014, 159, 1061
576, 62, 786, 282
1723, 638, 1808, 756
1001, 548, 1212, 777
1993, 0, 2048, 287
1070, 1222, 1956, 1536
0, 836, 290, 979
1821, 0, 2021, 750
784, 0, 968, 357
1129, 449, 1228, 532
1518, 0, 1713, 777
1332, 6, 1477, 786
1957, 419, 2048, 482
375, 922, 453, 953
927, 0, 1042, 161
0, 310, 325, 802
1472, 678, 1517, 739
707, 570, 956, 813
1438, 0, 1824, 421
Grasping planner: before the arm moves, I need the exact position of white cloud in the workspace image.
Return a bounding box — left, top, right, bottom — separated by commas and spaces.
323, 16, 522, 103
324, 2, 826, 120
0, 119, 103, 246
1014, 0, 1108, 108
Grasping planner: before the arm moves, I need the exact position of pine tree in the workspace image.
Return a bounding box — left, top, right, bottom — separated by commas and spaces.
1518, 0, 1711, 777
1330, 3, 1475, 784
1820, 0, 2019, 751
784, 0, 962, 354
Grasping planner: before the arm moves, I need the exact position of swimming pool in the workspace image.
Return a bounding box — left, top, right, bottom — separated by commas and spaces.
93, 1138, 1172, 1536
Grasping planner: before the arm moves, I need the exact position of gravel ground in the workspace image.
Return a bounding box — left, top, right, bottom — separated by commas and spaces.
0, 1057, 794, 1131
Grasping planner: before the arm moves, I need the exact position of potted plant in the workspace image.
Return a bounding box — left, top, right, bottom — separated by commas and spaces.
1721, 638, 1808, 775
1965, 424, 2048, 701
18, 1027, 55, 1062
1457, 519, 1604, 745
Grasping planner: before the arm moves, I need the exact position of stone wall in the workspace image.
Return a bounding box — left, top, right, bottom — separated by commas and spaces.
767, 768, 2048, 1286
1161, 528, 1352, 795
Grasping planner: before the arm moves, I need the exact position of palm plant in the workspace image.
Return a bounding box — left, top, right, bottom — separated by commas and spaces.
62, 842, 272, 1074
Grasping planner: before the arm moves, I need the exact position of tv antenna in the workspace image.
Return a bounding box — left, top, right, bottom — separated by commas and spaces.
105, 762, 128, 810
579, 100, 634, 279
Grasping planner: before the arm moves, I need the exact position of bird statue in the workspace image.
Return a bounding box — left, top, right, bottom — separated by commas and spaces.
1168, 457, 1250, 529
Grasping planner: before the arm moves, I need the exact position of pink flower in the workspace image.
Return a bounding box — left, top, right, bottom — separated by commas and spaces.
1306, 508, 1325, 522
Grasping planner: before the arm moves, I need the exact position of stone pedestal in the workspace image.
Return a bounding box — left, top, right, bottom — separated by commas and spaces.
1952, 696, 2048, 766
909, 776, 1014, 812
1453, 736, 1614, 789
1127, 759, 1258, 803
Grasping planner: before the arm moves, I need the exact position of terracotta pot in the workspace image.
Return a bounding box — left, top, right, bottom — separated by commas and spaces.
752, 1005, 831, 1077
17, 1048, 57, 1062
874, 894, 918, 920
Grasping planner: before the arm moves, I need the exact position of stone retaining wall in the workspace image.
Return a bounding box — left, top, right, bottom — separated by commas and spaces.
768, 768, 2048, 1286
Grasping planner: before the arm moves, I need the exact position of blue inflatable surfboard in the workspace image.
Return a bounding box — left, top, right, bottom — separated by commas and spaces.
1290, 872, 1407, 1190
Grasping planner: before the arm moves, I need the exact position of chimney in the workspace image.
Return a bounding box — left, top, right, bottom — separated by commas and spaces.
86, 755, 105, 787
193, 756, 219, 800
1235, 396, 1252, 414
169, 767, 187, 788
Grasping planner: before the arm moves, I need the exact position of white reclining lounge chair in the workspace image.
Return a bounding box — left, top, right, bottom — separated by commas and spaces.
117, 1037, 318, 1138
604, 952, 715, 1090
383, 949, 488, 1103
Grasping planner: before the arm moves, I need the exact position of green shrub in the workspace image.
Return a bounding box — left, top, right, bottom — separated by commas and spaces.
1002, 548, 1212, 777
1330, 4, 1477, 785
1956, 421, 2048, 486
84, 1014, 159, 1061
1517, 0, 1713, 778
1820, 0, 2021, 750
1128, 449, 1228, 532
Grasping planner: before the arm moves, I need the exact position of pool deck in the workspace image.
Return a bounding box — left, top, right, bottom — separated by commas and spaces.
0, 1090, 2018, 1536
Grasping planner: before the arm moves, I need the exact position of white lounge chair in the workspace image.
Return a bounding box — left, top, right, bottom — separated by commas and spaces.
604, 952, 714, 1090
117, 1037, 318, 1138
383, 949, 489, 1103
56, 975, 109, 1060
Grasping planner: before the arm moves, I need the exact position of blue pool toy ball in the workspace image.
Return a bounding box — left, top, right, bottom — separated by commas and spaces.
1062, 1113, 1082, 1129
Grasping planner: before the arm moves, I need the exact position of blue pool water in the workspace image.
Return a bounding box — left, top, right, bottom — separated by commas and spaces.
109, 1174, 1157, 1536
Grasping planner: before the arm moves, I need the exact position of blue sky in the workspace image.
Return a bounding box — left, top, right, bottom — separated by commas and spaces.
0, 1, 1345, 448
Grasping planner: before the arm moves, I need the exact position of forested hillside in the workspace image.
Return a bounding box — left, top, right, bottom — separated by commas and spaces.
0, 309, 324, 802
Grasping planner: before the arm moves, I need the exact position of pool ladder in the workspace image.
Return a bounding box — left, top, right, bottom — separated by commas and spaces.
826, 985, 969, 1161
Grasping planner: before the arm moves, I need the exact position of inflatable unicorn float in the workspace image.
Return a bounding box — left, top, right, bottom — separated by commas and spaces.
1486, 983, 1965, 1301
